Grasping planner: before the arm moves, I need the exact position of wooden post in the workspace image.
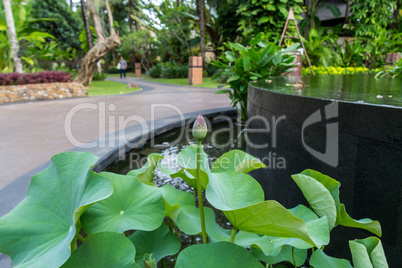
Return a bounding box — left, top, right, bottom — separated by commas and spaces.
189, 56, 203, 85
279, 7, 314, 75
135, 63, 141, 77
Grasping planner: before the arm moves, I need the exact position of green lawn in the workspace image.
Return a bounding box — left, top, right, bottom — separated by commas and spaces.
86, 80, 141, 96
143, 76, 222, 88
107, 72, 222, 88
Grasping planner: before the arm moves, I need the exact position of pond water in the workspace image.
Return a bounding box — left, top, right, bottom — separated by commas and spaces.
105, 120, 245, 192
253, 74, 402, 106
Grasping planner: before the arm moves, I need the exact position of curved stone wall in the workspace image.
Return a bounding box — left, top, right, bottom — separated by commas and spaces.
247, 82, 402, 265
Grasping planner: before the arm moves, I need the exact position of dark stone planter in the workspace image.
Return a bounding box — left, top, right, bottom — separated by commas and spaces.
247, 80, 402, 267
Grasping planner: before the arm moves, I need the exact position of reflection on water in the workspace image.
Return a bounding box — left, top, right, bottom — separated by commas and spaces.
253, 74, 402, 106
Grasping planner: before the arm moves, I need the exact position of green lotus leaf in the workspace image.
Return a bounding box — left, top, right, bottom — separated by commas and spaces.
161, 185, 228, 238
175, 242, 264, 268
167, 168, 209, 190
251, 245, 307, 266
206, 171, 264, 211
224, 201, 316, 246
212, 150, 266, 173
62, 232, 140, 268
0, 152, 113, 268
301, 169, 341, 215
81, 172, 165, 234
292, 173, 337, 229
161, 184, 195, 222
128, 224, 180, 267
233, 231, 274, 256
310, 249, 353, 268
349, 237, 389, 268
177, 145, 211, 173
127, 153, 164, 185
338, 204, 382, 237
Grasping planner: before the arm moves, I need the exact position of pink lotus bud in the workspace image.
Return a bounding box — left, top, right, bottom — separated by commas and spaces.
192, 114, 207, 140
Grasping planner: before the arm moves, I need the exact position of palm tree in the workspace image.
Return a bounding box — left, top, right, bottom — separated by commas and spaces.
197, 0, 206, 69
81, 0, 94, 49
3, 0, 22, 73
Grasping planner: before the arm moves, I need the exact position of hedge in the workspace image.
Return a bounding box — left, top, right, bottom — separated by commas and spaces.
0, 71, 72, 86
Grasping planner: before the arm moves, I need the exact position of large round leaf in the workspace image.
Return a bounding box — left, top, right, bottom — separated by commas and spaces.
211, 150, 266, 174
128, 224, 180, 267
292, 173, 337, 230
349, 237, 388, 268
206, 171, 264, 210
0, 152, 113, 268
175, 242, 264, 268
62, 232, 139, 268
310, 249, 352, 268
81, 172, 165, 234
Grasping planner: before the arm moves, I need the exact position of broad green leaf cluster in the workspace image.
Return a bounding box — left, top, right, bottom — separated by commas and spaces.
0, 146, 389, 267
211, 34, 299, 121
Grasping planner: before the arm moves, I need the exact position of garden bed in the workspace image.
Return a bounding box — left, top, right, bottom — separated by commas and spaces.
0, 82, 87, 103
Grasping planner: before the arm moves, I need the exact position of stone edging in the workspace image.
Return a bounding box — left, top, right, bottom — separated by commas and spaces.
0, 82, 87, 103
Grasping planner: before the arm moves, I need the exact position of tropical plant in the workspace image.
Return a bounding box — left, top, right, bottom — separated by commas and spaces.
0, 114, 388, 267
335, 39, 366, 67
2, 0, 22, 72
301, 0, 341, 36
147, 61, 188, 79
211, 34, 298, 121
0, 0, 54, 72
302, 28, 340, 67
236, 0, 304, 42
376, 56, 402, 78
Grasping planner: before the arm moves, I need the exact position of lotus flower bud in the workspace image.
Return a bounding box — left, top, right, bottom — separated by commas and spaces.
192, 114, 207, 140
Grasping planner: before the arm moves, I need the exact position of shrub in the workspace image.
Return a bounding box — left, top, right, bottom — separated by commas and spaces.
147, 62, 188, 78
0, 71, 72, 86
302, 66, 381, 75
92, 72, 107, 81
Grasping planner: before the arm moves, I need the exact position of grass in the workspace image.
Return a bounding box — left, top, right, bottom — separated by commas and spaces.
86, 80, 141, 96
107, 72, 223, 88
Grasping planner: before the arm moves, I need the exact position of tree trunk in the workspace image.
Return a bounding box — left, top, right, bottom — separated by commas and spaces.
391, 0, 401, 30
197, 0, 206, 69
176, 0, 180, 6
70, 0, 73, 9
129, 0, 134, 32
74, 0, 120, 86
344, 0, 350, 24
81, 0, 93, 49
3, 0, 23, 73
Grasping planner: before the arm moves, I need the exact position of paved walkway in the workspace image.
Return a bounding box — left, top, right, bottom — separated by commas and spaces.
0, 77, 231, 211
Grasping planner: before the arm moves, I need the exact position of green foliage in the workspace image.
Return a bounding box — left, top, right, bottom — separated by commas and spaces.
147, 62, 188, 79
92, 71, 107, 81
0, 138, 389, 266
303, 28, 340, 67
376, 57, 402, 78
30, 0, 82, 51
350, 0, 396, 38
0, 0, 55, 71
120, 29, 158, 70
302, 66, 380, 75
211, 35, 298, 121
236, 0, 304, 41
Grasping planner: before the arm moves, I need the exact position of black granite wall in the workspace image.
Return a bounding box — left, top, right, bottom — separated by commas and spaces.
247, 84, 402, 267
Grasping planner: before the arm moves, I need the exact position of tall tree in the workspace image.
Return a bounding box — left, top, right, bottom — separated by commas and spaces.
74, 0, 120, 85
81, 0, 94, 49
3, 0, 22, 72
197, 0, 206, 69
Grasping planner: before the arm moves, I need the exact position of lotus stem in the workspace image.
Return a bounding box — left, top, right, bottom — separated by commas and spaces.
196, 139, 207, 244
292, 246, 297, 268
230, 227, 238, 243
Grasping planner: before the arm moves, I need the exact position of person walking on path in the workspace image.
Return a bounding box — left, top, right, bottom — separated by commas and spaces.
119, 56, 127, 79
